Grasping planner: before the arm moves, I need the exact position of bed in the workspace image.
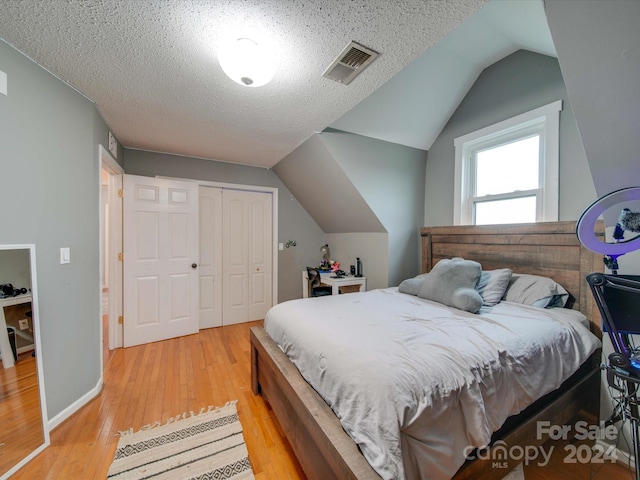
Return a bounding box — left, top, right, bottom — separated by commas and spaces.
250, 221, 604, 479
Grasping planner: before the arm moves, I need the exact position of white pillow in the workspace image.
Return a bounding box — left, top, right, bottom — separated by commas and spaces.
477, 268, 513, 306
502, 273, 569, 307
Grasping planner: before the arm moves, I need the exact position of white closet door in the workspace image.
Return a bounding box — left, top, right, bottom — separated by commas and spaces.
222, 190, 272, 325
123, 175, 199, 347
198, 186, 223, 329
247, 191, 273, 321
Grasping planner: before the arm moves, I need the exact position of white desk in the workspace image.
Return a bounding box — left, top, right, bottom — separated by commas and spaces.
0, 293, 32, 369
302, 271, 366, 298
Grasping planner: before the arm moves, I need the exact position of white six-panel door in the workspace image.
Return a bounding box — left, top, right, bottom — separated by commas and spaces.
198, 186, 223, 329
222, 190, 272, 325
247, 191, 273, 321
123, 175, 199, 347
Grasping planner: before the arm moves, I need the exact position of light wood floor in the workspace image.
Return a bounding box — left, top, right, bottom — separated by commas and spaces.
7, 320, 637, 479
0, 351, 44, 476
11, 320, 305, 479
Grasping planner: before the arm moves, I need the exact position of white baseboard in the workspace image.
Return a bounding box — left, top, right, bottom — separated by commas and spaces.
0, 345, 33, 359
48, 377, 103, 431
16, 344, 34, 355
596, 438, 636, 470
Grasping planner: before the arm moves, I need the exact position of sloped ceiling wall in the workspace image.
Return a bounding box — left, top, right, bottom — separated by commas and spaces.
319, 130, 427, 284
273, 131, 427, 286
273, 134, 385, 234
545, 0, 640, 199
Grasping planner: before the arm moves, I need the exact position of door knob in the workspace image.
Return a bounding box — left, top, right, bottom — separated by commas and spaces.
191, 263, 198, 269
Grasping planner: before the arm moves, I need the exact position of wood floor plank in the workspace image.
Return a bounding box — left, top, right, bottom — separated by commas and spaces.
0, 352, 45, 476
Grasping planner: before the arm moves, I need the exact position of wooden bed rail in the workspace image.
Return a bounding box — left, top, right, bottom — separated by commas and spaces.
250, 327, 381, 480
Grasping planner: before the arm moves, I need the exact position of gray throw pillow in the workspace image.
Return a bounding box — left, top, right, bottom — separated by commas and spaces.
398, 274, 428, 296
477, 268, 513, 306
418, 258, 483, 313
502, 273, 569, 307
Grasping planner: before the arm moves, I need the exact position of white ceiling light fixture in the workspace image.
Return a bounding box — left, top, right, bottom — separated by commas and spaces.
218, 37, 277, 87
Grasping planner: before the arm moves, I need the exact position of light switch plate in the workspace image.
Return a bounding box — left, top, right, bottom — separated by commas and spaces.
60, 247, 70, 264
0, 70, 7, 96
19, 319, 29, 330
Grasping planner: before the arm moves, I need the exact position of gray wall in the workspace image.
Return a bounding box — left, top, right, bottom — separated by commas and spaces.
544, 0, 640, 458
273, 134, 385, 234
0, 249, 31, 290
424, 50, 596, 226
545, 0, 640, 201
123, 149, 326, 302
320, 130, 427, 285
0, 39, 110, 419
325, 232, 389, 290
274, 131, 426, 287
272, 133, 389, 289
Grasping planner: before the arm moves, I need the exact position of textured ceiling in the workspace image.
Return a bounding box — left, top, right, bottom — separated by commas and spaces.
0, 0, 487, 167
0, 0, 553, 169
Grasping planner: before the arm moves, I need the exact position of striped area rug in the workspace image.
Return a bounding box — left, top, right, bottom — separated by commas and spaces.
107, 401, 254, 480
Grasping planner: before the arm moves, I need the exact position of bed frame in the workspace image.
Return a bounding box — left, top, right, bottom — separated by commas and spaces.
250, 221, 604, 479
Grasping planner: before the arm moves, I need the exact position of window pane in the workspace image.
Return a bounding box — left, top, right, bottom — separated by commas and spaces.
474, 196, 537, 225
475, 135, 539, 196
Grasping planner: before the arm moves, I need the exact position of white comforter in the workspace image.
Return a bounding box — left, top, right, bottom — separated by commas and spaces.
264, 288, 601, 480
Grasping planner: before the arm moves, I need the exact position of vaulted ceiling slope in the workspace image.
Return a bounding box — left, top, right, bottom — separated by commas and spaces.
545, 0, 640, 199
328, 0, 555, 151
0, 0, 554, 168
274, 134, 386, 234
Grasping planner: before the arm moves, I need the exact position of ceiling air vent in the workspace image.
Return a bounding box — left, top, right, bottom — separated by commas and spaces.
322, 41, 379, 85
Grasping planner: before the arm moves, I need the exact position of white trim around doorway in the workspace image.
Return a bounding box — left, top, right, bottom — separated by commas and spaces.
99, 145, 124, 354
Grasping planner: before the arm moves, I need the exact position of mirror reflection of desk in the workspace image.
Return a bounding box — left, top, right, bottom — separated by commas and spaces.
302, 271, 366, 298
0, 293, 32, 369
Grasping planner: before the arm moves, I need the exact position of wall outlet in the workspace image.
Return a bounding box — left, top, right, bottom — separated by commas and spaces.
19, 319, 29, 330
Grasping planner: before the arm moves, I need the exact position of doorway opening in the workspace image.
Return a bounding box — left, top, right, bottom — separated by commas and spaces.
99, 145, 123, 370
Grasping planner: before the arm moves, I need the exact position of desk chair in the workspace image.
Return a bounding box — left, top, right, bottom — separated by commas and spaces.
7, 326, 18, 362
27, 310, 35, 357
306, 267, 332, 297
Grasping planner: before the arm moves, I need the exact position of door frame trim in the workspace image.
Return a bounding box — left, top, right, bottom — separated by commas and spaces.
159, 177, 279, 308
99, 145, 124, 351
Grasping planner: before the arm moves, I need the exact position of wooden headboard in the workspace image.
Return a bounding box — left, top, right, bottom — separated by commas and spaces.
420, 221, 604, 332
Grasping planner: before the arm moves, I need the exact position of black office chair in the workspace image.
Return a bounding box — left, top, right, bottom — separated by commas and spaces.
7, 326, 18, 362
27, 311, 35, 357
306, 267, 332, 297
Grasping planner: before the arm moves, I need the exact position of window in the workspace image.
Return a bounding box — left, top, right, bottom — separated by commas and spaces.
453, 101, 562, 225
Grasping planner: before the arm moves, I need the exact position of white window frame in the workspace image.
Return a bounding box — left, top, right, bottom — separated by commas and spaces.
453, 100, 562, 225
